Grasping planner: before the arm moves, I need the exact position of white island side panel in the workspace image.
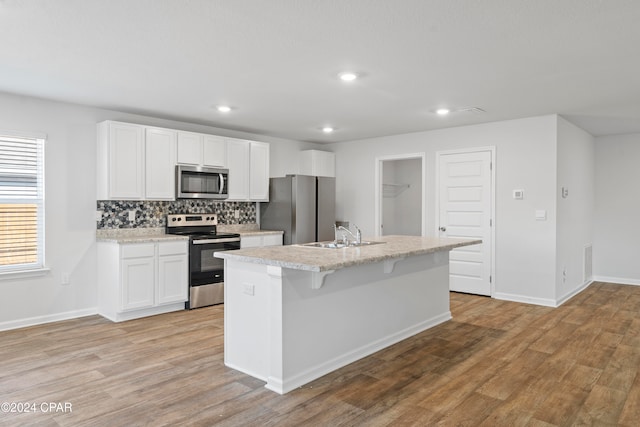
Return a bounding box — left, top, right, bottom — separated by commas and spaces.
224, 250, 451, 394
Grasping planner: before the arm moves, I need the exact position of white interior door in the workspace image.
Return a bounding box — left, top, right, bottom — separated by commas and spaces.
438, 150, 493, 296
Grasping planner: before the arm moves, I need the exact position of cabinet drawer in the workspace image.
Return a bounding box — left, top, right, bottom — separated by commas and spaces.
121, 243, 155, 259
158, 240, 188, 256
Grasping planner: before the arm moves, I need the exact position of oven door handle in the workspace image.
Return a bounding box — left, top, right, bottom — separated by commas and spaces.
192, 238, 240, 244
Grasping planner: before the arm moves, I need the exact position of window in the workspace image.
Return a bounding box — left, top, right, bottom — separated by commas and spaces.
0, 132, 45, 273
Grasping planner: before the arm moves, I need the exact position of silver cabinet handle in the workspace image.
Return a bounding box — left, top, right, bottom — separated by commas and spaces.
439, 226, 447, 232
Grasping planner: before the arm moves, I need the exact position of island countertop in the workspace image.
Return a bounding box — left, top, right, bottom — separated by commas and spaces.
215, 235, 480, 272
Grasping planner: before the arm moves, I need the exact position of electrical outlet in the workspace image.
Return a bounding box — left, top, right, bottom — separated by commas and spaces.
95, 210, 103, 221
242, 283, 255, 296
234, 210, 240, 219
128, 210, 136, 221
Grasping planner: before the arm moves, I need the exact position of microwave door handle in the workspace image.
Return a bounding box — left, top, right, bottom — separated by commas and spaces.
219, 173, 225, 194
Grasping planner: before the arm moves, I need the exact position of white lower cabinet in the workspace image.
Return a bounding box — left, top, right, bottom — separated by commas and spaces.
240, 233, 283, 249
98, 240, 188, 322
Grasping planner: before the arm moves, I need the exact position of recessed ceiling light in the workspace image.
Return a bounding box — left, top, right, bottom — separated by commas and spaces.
436, 108, 450, 116
217, 105, 232, 113
338, 72, 359, 82
322, 126, 335, 134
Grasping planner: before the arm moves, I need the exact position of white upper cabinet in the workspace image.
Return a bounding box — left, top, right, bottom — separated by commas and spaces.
226, 139, 251, 200
226, 139, 270, 201
299, 149, 335, 177
98, 121, 176, 200
97, 120, 262, 201
176, 132, 201, 165
250, 141, 270, 200
177, 132, 226, 168
145, 127, 177, 200
203, 135, 226, 168
98, 121, 145, 200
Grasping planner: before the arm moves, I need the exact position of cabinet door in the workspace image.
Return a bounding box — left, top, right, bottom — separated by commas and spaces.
226, 139, 250, 200
203, 135, 226, 167
121, 257, 155, 311
145, 127, 177, 200
249, 141, 270, 201
157, 254, 188, 305
108, 122, 144, 199
177, 132, 202, 165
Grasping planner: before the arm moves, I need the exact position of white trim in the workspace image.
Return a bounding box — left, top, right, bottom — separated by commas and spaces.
0, 267, 50, 280
0, 307, 98, 332
493, 292, 557, 307
99, 302, 185, 322
556, 280, 593, 306
592, 276, 640, 286
374, 153, 426, 238
435, 146, 496, 296
0, 128, 47, 141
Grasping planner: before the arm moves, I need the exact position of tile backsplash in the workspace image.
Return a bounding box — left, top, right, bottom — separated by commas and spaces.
97, 200, 256, 229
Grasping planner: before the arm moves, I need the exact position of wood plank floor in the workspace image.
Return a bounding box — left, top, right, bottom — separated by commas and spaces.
1, 281, 640, 426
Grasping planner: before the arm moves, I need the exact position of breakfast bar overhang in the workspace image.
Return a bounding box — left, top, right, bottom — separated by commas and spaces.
215, 235, 481, 394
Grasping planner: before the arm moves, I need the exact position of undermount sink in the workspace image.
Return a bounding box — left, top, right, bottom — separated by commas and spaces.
300, 240, 386, 249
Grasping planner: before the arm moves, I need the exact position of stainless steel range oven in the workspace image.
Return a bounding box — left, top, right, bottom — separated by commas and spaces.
166, 214, 240, 309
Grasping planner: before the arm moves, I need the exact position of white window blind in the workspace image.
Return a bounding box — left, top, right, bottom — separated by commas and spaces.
0, 134, 45, 272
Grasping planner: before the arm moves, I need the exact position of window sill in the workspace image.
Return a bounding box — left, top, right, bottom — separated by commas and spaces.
0, 267, 51, 280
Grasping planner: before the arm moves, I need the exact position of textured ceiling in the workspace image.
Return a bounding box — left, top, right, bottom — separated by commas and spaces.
1, 0, 639, 143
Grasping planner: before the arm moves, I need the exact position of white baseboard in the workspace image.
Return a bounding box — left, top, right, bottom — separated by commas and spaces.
268, 311, 452, 394
0, 307, 98, 332
99, 303, 185, 322
593, 276, 640, 286
556, 280, 593, 306
493, 292, 556, 307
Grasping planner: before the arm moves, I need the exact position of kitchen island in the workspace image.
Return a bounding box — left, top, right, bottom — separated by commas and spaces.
215, 235, 480, 394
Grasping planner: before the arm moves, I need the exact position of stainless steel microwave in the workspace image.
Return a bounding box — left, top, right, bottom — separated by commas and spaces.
176, 165, 229, 199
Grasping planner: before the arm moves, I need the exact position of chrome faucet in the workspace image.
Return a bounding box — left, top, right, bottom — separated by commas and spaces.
337, 224, 362, 245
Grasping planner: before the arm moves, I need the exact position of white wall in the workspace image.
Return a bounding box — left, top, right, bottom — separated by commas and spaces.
0, 91, 317, 330
593, 133, 640, 285
555, 117, 595, 303
330, 115, 560, 305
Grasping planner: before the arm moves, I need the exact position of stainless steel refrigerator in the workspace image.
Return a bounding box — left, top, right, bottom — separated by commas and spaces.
260, 175, 336, 245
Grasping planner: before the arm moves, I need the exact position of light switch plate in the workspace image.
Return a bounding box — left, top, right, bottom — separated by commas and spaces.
513, 189, 524, 199
535, 210, 547, 221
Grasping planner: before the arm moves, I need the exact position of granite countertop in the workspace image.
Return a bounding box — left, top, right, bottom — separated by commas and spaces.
215, 235, 481, 272
96, 224, 283, 243
96, 228, 189, 243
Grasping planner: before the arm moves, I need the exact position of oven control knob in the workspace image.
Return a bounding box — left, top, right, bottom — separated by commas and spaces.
171, 218, 176, 222
177, 218, 182, 221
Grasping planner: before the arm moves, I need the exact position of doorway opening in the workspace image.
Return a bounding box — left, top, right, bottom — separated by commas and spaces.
375, 153, 425, 237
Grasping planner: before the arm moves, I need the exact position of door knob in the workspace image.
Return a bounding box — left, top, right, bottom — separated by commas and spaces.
439, 226, 447, 232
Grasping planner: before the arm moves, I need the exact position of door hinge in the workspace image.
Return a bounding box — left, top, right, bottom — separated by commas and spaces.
489, 275, 492, 283
490, 219, 492, 227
